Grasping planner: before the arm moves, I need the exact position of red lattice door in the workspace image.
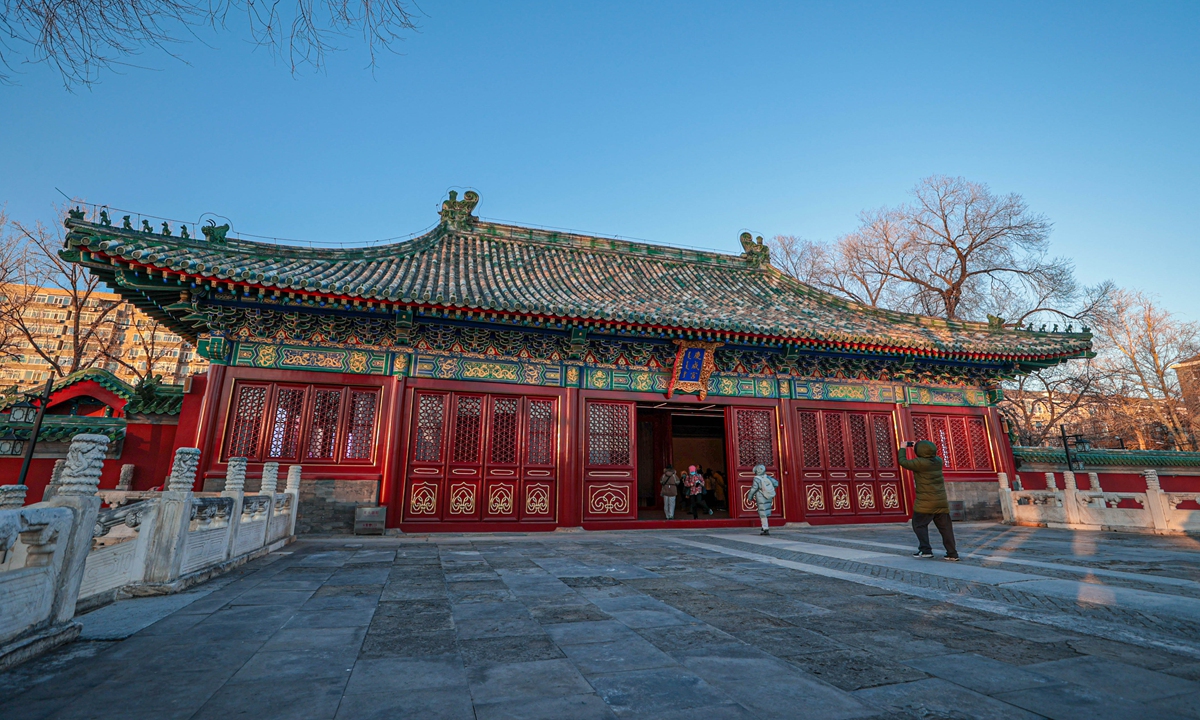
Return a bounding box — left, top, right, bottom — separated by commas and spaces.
404, 391, 560, 524
583, 401, 637, 521
406, 392, 449, 522
522, 398, 558, 521
727, 407, 782, 519
483, 396, 520, 521
796, 408, 906, 521
911, 413, 995, 472
444, 394, 485, 521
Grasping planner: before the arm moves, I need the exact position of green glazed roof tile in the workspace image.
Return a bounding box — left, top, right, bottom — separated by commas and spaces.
63, 196, 1093, 363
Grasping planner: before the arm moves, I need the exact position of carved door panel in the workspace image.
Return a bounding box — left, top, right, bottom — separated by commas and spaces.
845, 412, 879, 516
912, 413, 994, 472
443, 394, 484, 520
483, 396, 520, 521
727, 407, 782, 518
796, 410, 829, 517
869, 413, 905, 516
822, 412, 855, 516
406, 391, 449, 521
521, 398, 557, 521
796, 407, 905, 521
583, 400, 637, 521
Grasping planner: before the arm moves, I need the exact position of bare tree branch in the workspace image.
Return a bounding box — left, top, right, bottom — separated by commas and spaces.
0, 0, 418, 87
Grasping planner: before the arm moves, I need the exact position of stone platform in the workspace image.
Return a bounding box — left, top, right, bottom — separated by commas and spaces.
4, 522, 1200, 719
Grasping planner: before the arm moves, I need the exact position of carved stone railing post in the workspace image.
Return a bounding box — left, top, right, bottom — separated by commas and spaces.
996, 472, 1014, 523
116, 464, 136, 491
0, 484, 28, 510
225, 458, 247, 494
221, 457, 248, 559
43, 434, 107, 623
1044, 473, 1058, 491
1144, 469, 1169, 532
285, 465, 301, 493
285, 466, 302, 536
166, 449, 201, 493
1088, 473, 1102, 492
1061, 471, 1081, 525
260, 462, 279, 496
144, 447, 200, 584
41, 459, 66, 501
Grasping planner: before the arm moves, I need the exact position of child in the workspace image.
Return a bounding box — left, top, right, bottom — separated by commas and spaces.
747, 464, 779, 535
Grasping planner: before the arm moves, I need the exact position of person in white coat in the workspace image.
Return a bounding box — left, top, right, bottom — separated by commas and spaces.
747, 464, 779, 535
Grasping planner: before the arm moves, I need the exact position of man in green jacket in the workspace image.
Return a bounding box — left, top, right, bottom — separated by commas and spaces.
898, 440, 959, 561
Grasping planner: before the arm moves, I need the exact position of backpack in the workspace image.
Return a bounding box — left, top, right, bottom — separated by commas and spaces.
757, 476, 777, 499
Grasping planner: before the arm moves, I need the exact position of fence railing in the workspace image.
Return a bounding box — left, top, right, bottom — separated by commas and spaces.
0, 436, 299, 670
999, 469, 1200, 534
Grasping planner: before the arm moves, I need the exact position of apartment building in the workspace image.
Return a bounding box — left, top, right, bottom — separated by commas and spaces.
1, 285, 208, 389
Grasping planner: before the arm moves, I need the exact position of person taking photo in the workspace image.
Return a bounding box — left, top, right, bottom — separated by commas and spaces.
898, 440, 959, 561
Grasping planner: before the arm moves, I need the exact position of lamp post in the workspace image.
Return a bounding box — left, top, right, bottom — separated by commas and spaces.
16, 377, 54, 487
0, 427, 23, 457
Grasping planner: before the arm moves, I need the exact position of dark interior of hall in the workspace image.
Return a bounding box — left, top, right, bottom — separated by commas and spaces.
636, 404, 730, 520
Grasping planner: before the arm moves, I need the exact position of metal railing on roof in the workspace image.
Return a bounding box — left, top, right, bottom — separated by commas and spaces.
63, 200, 438, 250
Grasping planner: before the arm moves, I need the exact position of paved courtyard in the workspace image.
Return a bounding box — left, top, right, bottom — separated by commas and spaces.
4, 522, 1200, 719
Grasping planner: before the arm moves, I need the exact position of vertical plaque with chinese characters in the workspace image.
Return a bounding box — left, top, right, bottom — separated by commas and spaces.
666, 340, 723, 400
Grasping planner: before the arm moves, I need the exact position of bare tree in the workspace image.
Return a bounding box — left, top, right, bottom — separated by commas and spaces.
0, 208, 29, 363
766, 235, 827, 287
772, 176, 1099, 327
1091, 288, 1199, 451
768, 226, 898, 308
106, 315, 193, 384
0, 0, 418, 87
998, 360, 1108, 447
0, 219, 122, 378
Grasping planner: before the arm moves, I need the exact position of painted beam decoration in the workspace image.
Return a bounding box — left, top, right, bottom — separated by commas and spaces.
666, 340, 723, 400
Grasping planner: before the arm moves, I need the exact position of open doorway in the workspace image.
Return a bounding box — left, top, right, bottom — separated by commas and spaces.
635, 402, 731, 520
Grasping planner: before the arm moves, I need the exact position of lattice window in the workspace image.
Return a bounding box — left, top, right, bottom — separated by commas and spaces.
912, 415, 931, 443
527, 399, 555, 465
306, 389, 342, 460
928, 416, 951, 468
797, 411, 821, 468
848, 413, 871, 468
344, 390, 378, 460
967, 417, 991, 470
735, 409, 774, 468
824, 413, 847, 468
227, 384, 267, 459
267, 387, 305, 459
490, 397, 518, 465
414, 394, 446, 462
949, 418, 972, 470
872, 414, 895, 468
587, 402, 631, 466
452, 396, 483, 464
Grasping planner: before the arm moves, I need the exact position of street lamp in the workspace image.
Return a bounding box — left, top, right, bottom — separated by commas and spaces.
16, 378, 54, 487
0, 427, 24, 456
8, 397, 36, 424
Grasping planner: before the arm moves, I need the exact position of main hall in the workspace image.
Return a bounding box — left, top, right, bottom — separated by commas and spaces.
61, 191, 1092, 531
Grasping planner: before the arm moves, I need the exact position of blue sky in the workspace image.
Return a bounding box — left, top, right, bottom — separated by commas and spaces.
2, 1, 1197, 320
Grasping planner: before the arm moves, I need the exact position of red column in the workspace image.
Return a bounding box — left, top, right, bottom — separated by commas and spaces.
780, 399, 803, 523
381, 376, 408, 527
192, 364, 227, 488
559, 386, 582, 527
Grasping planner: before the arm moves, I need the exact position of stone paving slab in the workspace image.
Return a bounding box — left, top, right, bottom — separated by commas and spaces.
4, 524, 1200, 719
